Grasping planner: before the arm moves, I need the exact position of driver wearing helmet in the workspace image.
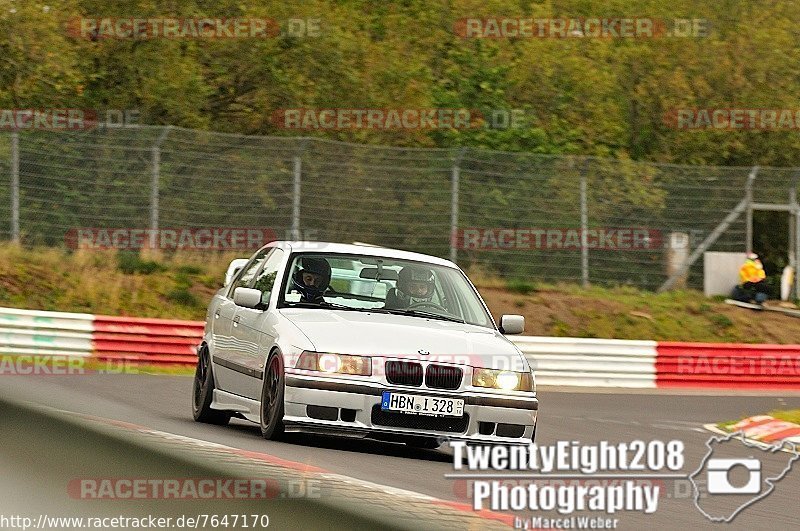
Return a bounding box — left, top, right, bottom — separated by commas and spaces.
291, 257, 331, 304
385, 266, 436, 309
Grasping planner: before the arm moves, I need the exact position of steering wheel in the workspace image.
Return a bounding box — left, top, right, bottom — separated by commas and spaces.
407, 301, 448, 312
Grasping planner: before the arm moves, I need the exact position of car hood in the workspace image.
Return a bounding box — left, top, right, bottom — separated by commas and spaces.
279, 309, 526, 370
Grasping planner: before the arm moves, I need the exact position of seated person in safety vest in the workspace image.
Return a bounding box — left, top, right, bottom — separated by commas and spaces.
732, 253, 769, 304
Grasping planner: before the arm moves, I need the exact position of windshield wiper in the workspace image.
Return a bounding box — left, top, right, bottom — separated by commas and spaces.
283, 301, 355, 311
380, 308, 465, 324
282, 302, 466, 323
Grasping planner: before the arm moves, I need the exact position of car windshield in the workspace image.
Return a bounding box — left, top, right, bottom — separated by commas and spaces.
279, 253, 494, 328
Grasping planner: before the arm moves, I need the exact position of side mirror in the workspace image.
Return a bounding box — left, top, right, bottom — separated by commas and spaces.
233, 287, 262, 309
500, 314, 525, 335
225, 258, 250, 286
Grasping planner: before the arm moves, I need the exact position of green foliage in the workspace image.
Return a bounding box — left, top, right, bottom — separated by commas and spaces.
117, 252, 165, 275
769, 409, 800, 424
4, 1, 800, 293
166, 287, 199, 307
506, 278, 537, 294
176, 265, 203, 275
1, 0, 798, 164
708, 313, 734, 328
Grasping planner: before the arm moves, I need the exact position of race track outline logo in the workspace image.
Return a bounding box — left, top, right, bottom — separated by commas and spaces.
689, 431, 798, 523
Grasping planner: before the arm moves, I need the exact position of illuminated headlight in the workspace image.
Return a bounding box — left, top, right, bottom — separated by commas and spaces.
318, 353, 341, 373
296, 351, 371, 376
472, 368, 533, 391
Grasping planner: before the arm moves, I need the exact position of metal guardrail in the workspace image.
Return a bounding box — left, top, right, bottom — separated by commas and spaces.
92, 315, 203, 364
512, 336, 657, 388
0, 307, 199, 363
656, 342, 800, 390
0, 307, 94, 356
0, 307, 797, 389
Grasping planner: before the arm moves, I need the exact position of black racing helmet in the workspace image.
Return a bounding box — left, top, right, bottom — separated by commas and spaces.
397, 266, 435, 301
292, 257, 332, 300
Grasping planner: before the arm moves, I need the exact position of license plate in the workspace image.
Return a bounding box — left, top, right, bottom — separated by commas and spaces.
381, 391, 464, 417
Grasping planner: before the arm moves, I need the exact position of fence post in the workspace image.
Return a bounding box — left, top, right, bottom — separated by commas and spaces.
292, 155, 301, 237
796, 202, 800, 301
10, 132, 19, 243
580, 158, 589, 287
150, 145, 160, 241
745, 169, 755, 254
150, 127, 171, 248
449, 148, 464, 264
793, 175, 800, 301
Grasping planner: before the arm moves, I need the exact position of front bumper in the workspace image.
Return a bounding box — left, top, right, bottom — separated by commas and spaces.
283, 373, 538, 445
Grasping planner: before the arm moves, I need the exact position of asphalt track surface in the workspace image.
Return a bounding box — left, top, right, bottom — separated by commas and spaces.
3, 374, 799, 530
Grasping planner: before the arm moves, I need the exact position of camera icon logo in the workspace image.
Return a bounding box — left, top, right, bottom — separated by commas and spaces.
707, 458, 761, 494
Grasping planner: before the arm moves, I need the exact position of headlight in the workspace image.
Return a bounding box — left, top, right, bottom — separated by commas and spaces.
472, 368, 533, 391
296, 351, 371, 376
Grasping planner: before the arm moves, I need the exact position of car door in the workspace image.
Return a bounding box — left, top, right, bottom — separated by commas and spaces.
212, 247, 272, 393
229, 248, 285, 399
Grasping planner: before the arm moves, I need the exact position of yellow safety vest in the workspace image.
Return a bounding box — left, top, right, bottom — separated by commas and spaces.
739, 260, 766, 284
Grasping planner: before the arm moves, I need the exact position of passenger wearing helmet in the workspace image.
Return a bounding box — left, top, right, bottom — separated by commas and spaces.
385, 266, 436, 309
291, 257, 331, 304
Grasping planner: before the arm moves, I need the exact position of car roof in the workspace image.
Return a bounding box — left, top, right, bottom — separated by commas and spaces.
273, 241, 457, 269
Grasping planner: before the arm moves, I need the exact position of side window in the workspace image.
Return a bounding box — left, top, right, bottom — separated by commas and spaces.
252, 249, 285, 306
228, 248, 271, 297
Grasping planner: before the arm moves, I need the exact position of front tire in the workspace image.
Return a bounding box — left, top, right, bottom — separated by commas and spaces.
192, 345, 231, 425
260, 351, 286, 440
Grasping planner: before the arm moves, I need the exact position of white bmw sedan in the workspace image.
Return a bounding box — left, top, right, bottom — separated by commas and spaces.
193, 241, 538, 448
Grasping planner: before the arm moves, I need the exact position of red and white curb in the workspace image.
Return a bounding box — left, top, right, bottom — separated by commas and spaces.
703, 415, 800, 455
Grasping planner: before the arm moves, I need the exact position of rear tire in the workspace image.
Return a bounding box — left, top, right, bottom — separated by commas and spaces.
260, 351, 286, 440
192, 345, 232, 425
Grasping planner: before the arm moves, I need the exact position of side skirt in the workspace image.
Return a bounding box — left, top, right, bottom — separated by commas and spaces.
211, 389, 261, 423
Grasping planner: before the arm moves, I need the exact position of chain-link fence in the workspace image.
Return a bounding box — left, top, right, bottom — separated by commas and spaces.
4, 126, 798, 292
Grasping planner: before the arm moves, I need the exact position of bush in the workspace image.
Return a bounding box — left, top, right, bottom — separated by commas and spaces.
117, 252, 165, 275
166, 288, 199, 307
709, 313, 734, 328
506, 278, 537, 295
176, 265, 203, 275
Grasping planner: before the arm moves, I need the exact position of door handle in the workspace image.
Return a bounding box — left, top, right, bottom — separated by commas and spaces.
233, 316, 240, 327
214, 310, 220, 319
